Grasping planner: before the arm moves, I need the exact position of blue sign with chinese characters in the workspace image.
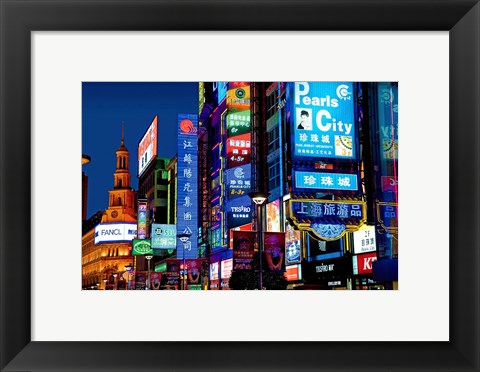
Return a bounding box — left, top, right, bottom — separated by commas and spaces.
295, 171, 358, 191
291, 200, 364, 222
291, 82, 356, 159
225, 164, 252, 200
177, 114, 199, 259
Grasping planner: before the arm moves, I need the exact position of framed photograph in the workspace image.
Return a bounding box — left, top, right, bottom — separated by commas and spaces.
1, 0, 479, 371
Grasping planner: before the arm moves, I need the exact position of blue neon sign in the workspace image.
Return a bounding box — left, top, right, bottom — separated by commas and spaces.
292, 82, 356, 159
177, 114, 199, 259
295, 171, 358, 191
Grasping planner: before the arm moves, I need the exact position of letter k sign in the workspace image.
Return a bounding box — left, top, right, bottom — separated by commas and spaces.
363, 257, 378, 271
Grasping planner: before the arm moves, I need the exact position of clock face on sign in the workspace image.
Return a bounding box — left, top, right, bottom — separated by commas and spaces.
111, 211, 118, 218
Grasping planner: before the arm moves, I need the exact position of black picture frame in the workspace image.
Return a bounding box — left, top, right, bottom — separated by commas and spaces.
1, 1, 479, 371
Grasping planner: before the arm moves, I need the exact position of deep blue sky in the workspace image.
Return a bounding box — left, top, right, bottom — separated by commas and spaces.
82, 82, 198, 219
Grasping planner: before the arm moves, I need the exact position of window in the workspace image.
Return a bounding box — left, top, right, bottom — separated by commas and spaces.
268, 159, 281, 191
267, 126, 280, 153
266, 88, 278, 118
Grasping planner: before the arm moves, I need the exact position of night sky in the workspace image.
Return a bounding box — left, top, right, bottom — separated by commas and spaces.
82, 82, 198, 219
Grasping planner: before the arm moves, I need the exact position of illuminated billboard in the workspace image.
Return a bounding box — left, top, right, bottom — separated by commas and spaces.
94, 223, 137, 244
226, 83, 250, 112
132, 239, 153, 256
151, 224, 177, 249
226, 133, 251, 168
225, 164, 251, 199
294, 171, 358, 191
226, 195, 252, 228
266, 199, 281, 232
292, 82, 356, 159
226, 110, 251, 137
221, 258, 233, 279
177, 113, 199, 259
138, 115, 158, 177
352, 252, 378, 275
353, 225, 377, 254
377, 83, 398, 160
137, 200, 148, 239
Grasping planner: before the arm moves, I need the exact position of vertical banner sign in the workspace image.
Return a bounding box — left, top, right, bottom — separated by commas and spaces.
232, 231, 256, 270
177, 114, 199, 259
166, 259, 180, 288
292, 82, 356, 159
263, 232, 286, 272
150, 272, 162, 290
137, 200, 148, 239
377, 83, 399, 161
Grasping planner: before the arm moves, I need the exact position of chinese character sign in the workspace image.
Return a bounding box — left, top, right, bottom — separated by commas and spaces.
292, 82, 356, 159
225, 164, 252, 199
295, 171, 358, 191
177, 114, 198, 259
226, 133, 251, 168
291, 200, 365, 223
151, 224, 177, 249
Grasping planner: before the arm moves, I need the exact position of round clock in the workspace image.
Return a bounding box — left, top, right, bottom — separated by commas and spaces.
111, 211, 118, 218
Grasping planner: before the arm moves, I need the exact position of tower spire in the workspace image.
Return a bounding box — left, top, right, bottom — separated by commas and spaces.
121, 120, 125, 146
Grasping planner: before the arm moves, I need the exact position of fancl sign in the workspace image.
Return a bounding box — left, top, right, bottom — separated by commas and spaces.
94, 223, 137, 245
292, 82, 356, 159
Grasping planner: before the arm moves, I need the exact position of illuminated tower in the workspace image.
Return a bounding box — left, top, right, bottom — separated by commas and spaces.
103, 121, 137, 223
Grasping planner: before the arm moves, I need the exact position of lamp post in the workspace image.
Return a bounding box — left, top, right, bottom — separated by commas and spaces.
144, 254, 153, 290
102, 278, 107, 290
124, 264, 133, 290
248, 191, 269, 290
177, 232, 192, 290
112, 272, 118, 290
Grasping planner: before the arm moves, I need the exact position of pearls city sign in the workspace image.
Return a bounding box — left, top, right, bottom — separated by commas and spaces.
292, 82, 356, 159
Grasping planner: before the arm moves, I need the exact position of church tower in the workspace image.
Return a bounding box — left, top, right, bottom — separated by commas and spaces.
102, 121, 137, 223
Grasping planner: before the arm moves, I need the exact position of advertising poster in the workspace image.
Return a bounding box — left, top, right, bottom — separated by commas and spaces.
221, 258, 233, 279
186, 259, 202, 286
177, 113, 199, 259
134, 271, 147, 290
232, 231, 256, 270
285, 223, 301, 264
138, 115, 158, 177
166, 259, 180, 288
150, 272, 162, 290
226, 133, 251, 168
151, 223, 177, 249
292, 82, 356, 159
263, 232, 286, 272
266, 199, 281, 232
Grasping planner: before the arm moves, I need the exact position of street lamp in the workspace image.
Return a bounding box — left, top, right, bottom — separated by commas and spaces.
144, 254, 153, 290
112, 272, 118, 290
124, 264, 133, 290
248, 191, 270, 290
177, 232, 192, 290
102, 278, 107, 290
